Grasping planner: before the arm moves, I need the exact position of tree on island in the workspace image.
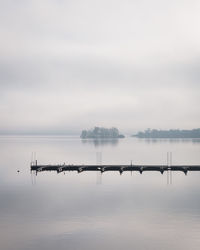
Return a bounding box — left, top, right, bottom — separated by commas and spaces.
81, 127, 125, 139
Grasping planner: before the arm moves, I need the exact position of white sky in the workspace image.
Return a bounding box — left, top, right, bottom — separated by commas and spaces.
0, 0, 200, 134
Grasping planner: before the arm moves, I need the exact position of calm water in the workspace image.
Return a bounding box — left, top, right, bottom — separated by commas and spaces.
0, 136, 200, 250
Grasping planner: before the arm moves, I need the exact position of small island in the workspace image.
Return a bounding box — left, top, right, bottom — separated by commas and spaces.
81, 127, 125, 139
133, 128, 200, 138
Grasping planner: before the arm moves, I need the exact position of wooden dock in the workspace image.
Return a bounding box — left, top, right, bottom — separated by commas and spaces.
31, 163, 200, 175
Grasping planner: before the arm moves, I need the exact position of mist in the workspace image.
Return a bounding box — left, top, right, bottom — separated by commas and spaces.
1, 0, 200, 134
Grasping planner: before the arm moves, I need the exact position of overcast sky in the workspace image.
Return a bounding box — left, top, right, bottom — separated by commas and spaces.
0, 0, 200, 134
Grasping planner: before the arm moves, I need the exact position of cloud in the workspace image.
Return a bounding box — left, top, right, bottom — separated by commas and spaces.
0, 0, 200, 133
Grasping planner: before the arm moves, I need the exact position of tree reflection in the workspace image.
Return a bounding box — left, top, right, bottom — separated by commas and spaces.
136, 138, 200, 144
81, 138, 119, 147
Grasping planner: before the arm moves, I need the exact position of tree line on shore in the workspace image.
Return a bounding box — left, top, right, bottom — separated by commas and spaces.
133, 128, 200, 138
80, 127, 200, 139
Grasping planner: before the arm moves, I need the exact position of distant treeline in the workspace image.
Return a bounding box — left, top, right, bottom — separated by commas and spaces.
81, 127, 125, 139
133, 128, 200, 138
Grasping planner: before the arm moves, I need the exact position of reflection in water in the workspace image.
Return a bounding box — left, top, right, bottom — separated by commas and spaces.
81, 138, 119, 147
31, 171, 37, 185
0, 136, 200, 250
138, 138, 200, 144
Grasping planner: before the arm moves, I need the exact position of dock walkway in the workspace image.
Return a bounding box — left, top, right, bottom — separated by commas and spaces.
31, 164, 200, 175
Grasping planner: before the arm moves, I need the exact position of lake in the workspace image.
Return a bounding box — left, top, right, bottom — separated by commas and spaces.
0, 136, 200, 250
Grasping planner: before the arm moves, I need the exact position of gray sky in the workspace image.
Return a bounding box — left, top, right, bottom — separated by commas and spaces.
0, 0, 200, 134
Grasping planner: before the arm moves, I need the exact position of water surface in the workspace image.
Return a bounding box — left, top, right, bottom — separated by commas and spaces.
0, 136, 200, 250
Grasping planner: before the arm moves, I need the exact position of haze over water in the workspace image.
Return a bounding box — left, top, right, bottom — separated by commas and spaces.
1, 2, 200, 249
0, 136, 200, 250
